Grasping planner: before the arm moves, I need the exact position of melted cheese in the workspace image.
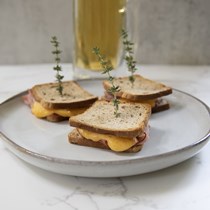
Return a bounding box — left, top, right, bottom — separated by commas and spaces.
31, 101, 86, 118
141, 99, 156, 107
120, 98, 155, 107
78, 129, 136, 152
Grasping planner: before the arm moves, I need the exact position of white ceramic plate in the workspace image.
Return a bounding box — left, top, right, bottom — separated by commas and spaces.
0, 80, 210, 177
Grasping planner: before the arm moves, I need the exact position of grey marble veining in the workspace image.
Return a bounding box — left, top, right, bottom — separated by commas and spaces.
41, 176, 162, 210
39, 155, 206, 210
41, 178, 136, 209
0, 0, 210, 65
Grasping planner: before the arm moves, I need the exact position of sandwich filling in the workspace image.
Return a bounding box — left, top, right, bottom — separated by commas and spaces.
23, 91, 86, 118
77, 128, 148, 152
103, 75, 173, 113
104, 91, 169, 112
104, 91, 156, 107
31, 101, 86, 118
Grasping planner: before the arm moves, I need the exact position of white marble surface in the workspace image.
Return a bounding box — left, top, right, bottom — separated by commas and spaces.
0, 64, 210, 210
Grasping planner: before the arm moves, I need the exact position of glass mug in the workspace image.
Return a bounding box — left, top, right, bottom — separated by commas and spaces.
72, 0, 126, 79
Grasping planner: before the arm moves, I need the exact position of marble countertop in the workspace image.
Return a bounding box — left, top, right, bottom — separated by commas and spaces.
0, 64, 210, 210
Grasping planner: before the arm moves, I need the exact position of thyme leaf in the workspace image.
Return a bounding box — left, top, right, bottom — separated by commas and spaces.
51, 36, 64, 96
92, 47, 121, 117
121, 29, 138, 87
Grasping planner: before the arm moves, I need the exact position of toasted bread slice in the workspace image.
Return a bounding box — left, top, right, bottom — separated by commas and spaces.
46, 114, 68, 122
68, 129, 143, 153
31, 81, 98, 109
152, 98, 170, 113
103, 75, 172, 101
70, 100, 151, 138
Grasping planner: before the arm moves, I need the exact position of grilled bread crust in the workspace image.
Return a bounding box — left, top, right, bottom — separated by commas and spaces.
103, 75, 172, 101
70, 100, 151, 138
31, 81, 98, 109
46, 114, 68, 122
152, 98, 170, 113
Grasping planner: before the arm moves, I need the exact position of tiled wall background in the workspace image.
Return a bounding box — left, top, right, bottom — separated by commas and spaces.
0, 0, 210, 65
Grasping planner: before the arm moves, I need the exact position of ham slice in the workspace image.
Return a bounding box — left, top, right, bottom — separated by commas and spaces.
22, 91, 34, 107
87, 126, 149, 151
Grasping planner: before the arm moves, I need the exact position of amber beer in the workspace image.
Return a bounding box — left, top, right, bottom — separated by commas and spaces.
73, 0, 126, 79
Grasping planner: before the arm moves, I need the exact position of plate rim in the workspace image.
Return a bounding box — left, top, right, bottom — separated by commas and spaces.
0, 88, 210, 166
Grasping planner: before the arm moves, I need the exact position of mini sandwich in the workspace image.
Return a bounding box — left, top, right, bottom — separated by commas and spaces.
23, 81, 98, 122
69, 100, 151, 153
103, 74, 172, 113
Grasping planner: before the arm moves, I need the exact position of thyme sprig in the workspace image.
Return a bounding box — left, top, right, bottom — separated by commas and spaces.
92, 47, 120, 117
121, 29, 137, 87
51, 36, 64, 96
